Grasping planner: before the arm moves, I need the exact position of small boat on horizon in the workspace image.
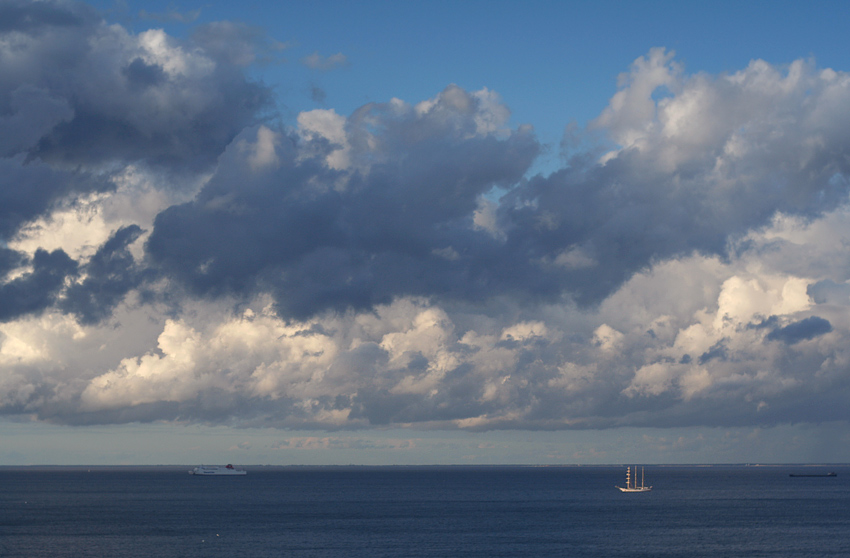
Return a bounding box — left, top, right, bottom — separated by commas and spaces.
189, 464, 247, 476
617, 466, 651, 492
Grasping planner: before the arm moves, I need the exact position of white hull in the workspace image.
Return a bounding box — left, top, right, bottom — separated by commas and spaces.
617, 486, 652, 492
189, 465, 247, 476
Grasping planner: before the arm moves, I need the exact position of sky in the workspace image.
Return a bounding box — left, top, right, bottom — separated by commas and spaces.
3, 0, 850, 465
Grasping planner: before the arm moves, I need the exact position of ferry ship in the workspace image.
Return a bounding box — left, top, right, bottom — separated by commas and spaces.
189, 464, 247, 476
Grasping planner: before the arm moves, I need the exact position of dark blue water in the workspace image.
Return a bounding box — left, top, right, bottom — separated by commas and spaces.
1, 465, 849, 557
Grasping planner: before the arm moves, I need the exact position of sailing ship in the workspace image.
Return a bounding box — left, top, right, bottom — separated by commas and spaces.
617, 466, 651, 492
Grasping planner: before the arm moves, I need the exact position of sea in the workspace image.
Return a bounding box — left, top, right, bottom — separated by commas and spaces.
1, 465, 849, 557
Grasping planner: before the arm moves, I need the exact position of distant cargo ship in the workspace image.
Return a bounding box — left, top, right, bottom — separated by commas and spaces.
789, 472, 836, 477
189, 464, 247, 476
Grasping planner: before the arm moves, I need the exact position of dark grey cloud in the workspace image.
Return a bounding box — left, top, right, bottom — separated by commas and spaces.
0, 247, 25, 279
0, 85, 74, 157
0, 248, 77, 322
0, 0, 274, 174
808, 280, 850, 305
698, 341, 728, 364
0, 156, 110, 322
146, 90, 540, 318
60, 225, 149, 325
0, 158, 112, 241
122, 58, 167, 89
0, 0, 96, 32
26, 72, 271, 173
766, 316, 833, 344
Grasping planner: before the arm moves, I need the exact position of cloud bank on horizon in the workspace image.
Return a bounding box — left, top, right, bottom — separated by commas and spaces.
3, 0, 850, 434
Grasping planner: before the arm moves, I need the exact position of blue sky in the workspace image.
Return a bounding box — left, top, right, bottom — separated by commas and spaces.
3, 0, 850, 465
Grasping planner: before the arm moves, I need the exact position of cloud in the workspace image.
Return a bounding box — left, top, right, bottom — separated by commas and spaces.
310, 84, 327, 104
0, 85, 74, 157
5, 15, 850, 437
500, 51, 850, 307
0, 249, 77, 322
271, 436, 414, 450
145, 86, 539, 318
0, 0, 273, 174
766, 316, 833, 344
143, 53, 850, 323
0, 157, 111, 242
69, 298, 569, 428
192, 21, 290, 67
59, 225, 150, 325
0, 0, 274, 320
0, 0, 95, 32
302, 51, 349, 71
8, 212, 850, 431
138, 8, 201, 24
